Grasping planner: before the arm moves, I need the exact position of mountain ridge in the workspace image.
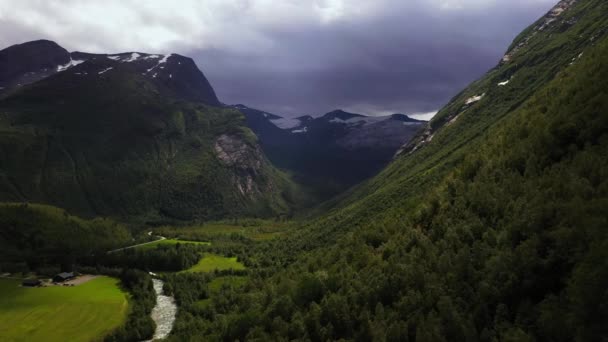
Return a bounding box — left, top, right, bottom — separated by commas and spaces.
0, 41, 300, 222
0, 40, 220, 106
232, 104, 426, 197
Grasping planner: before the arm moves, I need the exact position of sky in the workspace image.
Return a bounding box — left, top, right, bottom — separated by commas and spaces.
0, 0, 557, 119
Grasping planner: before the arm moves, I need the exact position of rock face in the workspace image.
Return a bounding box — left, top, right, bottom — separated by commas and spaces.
214, 134, 266, 196
215, 134, 262, 170
0, 40, 70, 91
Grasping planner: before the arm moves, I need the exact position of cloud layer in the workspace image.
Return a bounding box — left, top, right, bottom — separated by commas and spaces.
0, 0, 556, 116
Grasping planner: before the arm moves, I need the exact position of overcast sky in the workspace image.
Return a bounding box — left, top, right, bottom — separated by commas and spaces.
0, 0, 557, 118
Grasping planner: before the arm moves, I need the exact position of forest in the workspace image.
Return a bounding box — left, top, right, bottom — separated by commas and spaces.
0, 0, 607, 341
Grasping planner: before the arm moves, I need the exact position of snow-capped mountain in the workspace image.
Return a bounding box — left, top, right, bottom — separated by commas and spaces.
232, 105, 426, 197
0, 40, 219, 106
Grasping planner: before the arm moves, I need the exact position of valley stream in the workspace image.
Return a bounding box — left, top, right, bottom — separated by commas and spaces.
146, 278, 177, 341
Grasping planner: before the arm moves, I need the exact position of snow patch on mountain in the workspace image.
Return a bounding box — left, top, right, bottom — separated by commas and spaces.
125, 52, 140, 62
465, 94, 485, 105
98, 67, 113, 75
292, 127, 308, 134
57, 59, 84, 72
146, 54, 172, 74
270, 117, 301, 129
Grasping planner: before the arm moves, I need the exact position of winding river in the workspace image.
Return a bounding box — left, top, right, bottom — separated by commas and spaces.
147, 278, 177, 341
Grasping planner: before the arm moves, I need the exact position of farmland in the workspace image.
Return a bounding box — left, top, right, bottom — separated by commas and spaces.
182, 254, 246, 273
136, 238, 211, 250
0, 277, 128, 342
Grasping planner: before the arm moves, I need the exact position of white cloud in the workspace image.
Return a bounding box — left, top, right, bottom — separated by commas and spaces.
0, 0, 555, 53
409, 111, 438, 121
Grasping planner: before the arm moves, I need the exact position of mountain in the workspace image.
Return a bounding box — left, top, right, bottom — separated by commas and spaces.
233, 105, 426, 197
0, 40, 70, 92
171, 0, 608, 340
0, 41, 299, 222
0, 40, 220, 106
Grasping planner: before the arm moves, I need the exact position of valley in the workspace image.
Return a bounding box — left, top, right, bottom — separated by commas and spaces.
0, 0, 607, 341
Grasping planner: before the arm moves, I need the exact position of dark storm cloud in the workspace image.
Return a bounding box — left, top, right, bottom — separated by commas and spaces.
0, 0, 557, 118
190, 1, 557, 117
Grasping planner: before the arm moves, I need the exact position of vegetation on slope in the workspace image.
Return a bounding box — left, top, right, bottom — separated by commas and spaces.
0, 203, 130, 273
159, 1, 608, 340
0, 58, 302, 222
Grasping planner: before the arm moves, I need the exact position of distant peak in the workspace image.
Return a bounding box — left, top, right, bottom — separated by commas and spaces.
390, 113, 426, 122
323, 109, 364, 120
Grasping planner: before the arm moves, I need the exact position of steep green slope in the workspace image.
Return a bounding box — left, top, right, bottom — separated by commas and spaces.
0, 203, 131, 273
0, 58, 301, 222
163, 1, 608, 340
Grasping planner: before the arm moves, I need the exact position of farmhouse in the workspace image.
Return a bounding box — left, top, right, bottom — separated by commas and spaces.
53, 272, 75, 283
22, 279, 41, 287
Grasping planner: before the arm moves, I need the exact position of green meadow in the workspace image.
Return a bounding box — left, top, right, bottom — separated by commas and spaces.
182, 254, 246, 273
156, 220, 291, 242
0, 277, 128, 342
136, 238, 210, 250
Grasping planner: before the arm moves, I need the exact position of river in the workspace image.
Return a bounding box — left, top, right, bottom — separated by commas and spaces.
147, 278, 177, 341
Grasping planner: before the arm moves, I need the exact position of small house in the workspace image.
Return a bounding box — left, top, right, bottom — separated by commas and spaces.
53, 272, 75, 283
22, 279, 41, 287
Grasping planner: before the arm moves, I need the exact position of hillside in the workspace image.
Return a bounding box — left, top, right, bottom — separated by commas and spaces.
163, 0, 608, 340
0, 42, 300, 222
234, 105, 426, 197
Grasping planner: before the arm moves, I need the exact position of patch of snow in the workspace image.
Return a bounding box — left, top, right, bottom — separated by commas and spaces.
57, 59, 85, 72
292, 127, 308, 134
498, 80, 510, 86
263, 113, 268, 118
98, 67, 113, 75
153, 73, 158, 78
107, 55, 121, 61
158, 54, 171, 64
270, 117, 301, 129
144, 54, 161, 60
125, 52, 140, 62
146, 54, 173, 74
169, 74, 172, 78
465, 93, 485, 105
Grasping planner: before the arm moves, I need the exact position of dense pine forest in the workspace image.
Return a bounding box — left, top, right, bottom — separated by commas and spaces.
0, 0, 607, 341
160, 14, 608, 342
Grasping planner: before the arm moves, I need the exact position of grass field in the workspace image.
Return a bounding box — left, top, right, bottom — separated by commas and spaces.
136, 238, 211, 250
0, 276, 128, 342
156, 220, 291, 242
182, 254, 246, 273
